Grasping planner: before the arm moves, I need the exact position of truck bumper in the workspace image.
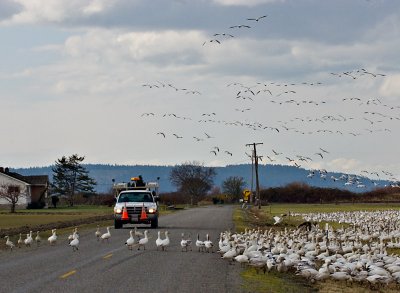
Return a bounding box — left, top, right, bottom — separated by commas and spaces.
114, 213, 158, 224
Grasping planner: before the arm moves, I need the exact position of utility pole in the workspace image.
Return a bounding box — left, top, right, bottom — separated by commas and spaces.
246, 142, 263, 209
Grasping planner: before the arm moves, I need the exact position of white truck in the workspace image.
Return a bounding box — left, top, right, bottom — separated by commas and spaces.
113, 177, 160, 229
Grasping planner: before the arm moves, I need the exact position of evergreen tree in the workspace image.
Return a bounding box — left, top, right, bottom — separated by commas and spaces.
52, 154, 96, 206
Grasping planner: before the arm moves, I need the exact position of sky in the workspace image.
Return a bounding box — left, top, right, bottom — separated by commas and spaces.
0, 0, 399, 182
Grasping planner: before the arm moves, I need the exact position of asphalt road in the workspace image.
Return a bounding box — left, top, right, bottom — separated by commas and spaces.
0, 205, 244, 293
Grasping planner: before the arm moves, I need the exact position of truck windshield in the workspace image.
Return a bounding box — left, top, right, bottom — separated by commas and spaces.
118, 192, 153, 203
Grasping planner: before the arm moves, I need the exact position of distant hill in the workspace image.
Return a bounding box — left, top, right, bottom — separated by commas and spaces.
12, 164, 388, 194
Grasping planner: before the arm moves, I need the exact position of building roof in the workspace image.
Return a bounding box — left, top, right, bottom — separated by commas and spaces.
0, 170, 49, 186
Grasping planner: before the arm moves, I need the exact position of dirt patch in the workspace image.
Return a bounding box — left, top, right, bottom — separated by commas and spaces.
0, 214, 113, 238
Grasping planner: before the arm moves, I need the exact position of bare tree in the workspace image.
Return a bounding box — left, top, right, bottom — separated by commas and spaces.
222, 176, 246, 202
170, 161, 216, 205
0, 184, 24, 213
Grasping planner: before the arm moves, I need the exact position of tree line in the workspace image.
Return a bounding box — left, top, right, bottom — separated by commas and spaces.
1, 155, 399, 212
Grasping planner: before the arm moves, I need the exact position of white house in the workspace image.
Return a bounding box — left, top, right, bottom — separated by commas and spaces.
0, 167, 49, 206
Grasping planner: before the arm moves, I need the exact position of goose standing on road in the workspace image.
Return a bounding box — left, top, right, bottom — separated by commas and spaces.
25, 231, 33, 247
4, 236, 15, 251
156, 231, 163, 251
17, 233, 23, 248
125, 230, 135, 250
95, 225, 101, 241
160, 231, 170, 251
101, 227, 111, 242
69, 231, 79, 252
138, 230, 149, 250
35, 231, 41, 247
196, 234, 205, 252
48, 229, 57, 246
204, 234, 214, 253
180, 233, 192, 252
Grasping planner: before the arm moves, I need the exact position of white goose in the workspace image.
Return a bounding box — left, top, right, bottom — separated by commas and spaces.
95, 225, 101, 241
17, 233, 23, 248
125, 230, 135, 250
138, 230, 149, 250
160, 231, 170, 251
101, 227, 111, 242
69, 232, 79, 252
68, 228, 78, 243
4, 236, 15, 251
156, 231, 163, 251
180, 233, 192, 252
196, 234, 205, 252
48, 229, 57, 245
35, 231, 42, 247
25, 231, 33, 247
204, 234, 214, 253
134, 226, 143, 240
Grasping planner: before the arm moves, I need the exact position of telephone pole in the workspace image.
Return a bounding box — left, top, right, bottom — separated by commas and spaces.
246, 142, 263, 209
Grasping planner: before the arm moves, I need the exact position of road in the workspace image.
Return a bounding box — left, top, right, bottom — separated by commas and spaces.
0, 205, 245, 293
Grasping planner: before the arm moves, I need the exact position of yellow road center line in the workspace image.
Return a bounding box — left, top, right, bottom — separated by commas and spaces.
60, 270, 77, 279
103, 253, 113, 259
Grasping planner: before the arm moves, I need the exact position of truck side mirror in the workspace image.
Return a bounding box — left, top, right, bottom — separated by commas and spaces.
154, 196, 160, 202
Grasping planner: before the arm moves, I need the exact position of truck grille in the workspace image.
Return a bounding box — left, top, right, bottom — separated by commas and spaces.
126, 206, 148, 215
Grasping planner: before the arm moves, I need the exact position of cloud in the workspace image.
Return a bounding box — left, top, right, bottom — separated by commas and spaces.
213, 0, 283, 6
1, 0, 117, 25
379, 74, 400, 98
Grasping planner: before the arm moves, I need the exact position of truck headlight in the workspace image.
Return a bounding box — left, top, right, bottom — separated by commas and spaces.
114, 207, 122, 214
148, 208, 156, 213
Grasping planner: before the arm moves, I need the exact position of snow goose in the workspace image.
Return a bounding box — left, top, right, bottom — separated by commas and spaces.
25, 231, 33, 247
48, 229, 57, 246
134, 226, 143, 240
180, 233, 192, 252
67, 228, 78, 243
204, 234, 214, 253
196, 234, 205, 252
160, 231, 170, 251
156, 231, 163, 251
222, 243, 238, 263
101, 227, 111, 242
17, 233, 23, 248
35, 231, 41, 247
125, 230, 135, 250
4, 236, 15, 251
69, 232, 79, 252
138, 230, 149, 250
235, 254, 249, 267
95, 225, 101, 241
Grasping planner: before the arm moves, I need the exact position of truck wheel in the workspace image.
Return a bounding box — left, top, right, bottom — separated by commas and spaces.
151, 218, 158, 229
114, 220, 123, 229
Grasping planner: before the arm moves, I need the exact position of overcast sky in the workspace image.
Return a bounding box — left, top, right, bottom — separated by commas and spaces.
0, 0, 399, 181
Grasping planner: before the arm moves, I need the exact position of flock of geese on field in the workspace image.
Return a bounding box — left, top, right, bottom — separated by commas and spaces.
217, 210, 400, 288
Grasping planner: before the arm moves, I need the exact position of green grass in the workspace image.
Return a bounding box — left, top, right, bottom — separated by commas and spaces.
0, 204, 184, 231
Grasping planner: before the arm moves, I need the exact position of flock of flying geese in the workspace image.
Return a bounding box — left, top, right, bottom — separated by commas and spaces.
137, 11, 399, 188
217, 210, 400, 288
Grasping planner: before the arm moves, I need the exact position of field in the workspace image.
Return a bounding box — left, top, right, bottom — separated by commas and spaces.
234, 203, 400, 293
